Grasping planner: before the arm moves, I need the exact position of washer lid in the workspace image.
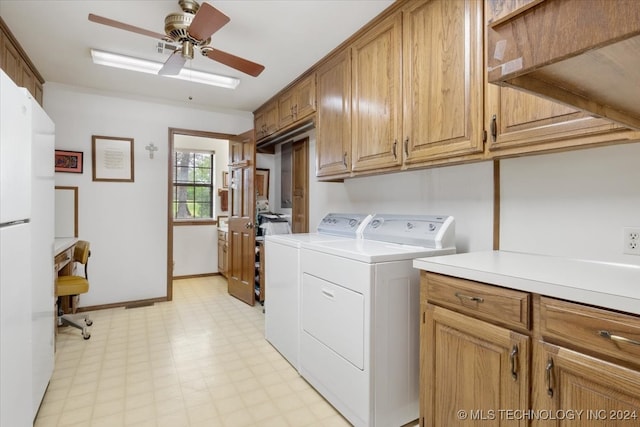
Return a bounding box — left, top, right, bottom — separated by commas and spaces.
363, 214, 455, 249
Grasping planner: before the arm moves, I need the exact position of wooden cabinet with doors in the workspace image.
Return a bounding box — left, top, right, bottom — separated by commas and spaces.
217, 229, 228, 278
420, 270, 640, 427
278, 73, 316, 129
291, 139, 308, 233
350, 11, 403, 173
401, 0, 485, 168
0, 18, 44, 105
254, 101, 278, 141
315, 49, 352, 179
483, 2, 640, 158
421, 272, 531, 426
319, 0, 485, 179
532, 297, 640, 426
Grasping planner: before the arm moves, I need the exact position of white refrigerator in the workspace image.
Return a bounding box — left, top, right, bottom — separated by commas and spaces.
0, 69, 55, 426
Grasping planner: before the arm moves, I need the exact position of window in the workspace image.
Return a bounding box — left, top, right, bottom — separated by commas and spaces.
173, 150, 215, 220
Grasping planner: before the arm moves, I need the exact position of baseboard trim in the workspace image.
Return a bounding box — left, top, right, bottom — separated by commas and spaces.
77, 296, 167, 313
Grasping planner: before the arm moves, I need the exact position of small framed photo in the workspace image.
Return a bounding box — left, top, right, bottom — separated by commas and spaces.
92, 135, 134, 182
55, 150, 83, 173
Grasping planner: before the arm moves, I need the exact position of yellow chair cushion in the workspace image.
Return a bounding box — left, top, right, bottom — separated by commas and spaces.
56, 276, 89, 296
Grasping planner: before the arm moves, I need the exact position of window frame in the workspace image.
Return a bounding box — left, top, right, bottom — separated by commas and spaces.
172, 149, 216, 225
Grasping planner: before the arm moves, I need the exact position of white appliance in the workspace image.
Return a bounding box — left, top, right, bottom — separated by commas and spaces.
0, 70, 55, 426
299, 214, 456, 427
264, 213, 372, 371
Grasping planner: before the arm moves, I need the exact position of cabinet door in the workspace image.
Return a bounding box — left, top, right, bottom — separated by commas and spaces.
315, 50, 352, 178
351, 11, 402, 173
486, 84, 637, 157
278, 88, 296, 129
422, 303, 530, 427
533, 342, 640, 427
294, 73, 316, 120
403, 0, 484, 166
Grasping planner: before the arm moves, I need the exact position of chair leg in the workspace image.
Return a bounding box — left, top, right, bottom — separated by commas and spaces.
57, 299, 91, 339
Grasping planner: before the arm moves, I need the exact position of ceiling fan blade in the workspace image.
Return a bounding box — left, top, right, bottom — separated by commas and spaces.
159, 51, 186, 76
205, 49, 265, 77
189, 3, 230, 41
88, 13, 167, 41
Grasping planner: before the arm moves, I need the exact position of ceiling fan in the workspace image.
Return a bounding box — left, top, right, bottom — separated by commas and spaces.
88, 0, 265, 77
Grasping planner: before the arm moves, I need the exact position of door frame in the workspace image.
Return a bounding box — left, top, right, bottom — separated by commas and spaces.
166, 127, 236, 301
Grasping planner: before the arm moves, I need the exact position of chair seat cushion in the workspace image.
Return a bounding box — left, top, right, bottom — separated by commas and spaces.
56, 276, 89, 296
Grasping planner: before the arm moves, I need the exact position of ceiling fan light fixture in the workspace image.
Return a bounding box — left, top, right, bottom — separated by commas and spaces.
90, 49, 240, 89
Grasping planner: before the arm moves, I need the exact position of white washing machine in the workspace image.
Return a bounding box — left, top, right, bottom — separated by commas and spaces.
299, 214, 456, 427
264, 213, 372, 371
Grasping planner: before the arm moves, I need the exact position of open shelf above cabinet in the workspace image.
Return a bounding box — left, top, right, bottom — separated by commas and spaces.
487, 0, 640, 130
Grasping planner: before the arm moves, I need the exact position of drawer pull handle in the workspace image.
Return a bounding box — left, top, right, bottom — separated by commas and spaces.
455, 292, 484, 303
545, 358, 554, 397
598, 330, 640, 346
321, 289, 335, 299
509, 345, 518, 381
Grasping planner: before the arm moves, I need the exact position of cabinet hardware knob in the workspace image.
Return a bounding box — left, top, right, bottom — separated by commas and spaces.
545, 358, 554, 397
509, 345, 518, 381
392, 140, 398, 159
404, 137, 409, 157
454, 292, 484, 303
245, 222, 254, 229
343, 152, 348, 167
598, 330, 640, 346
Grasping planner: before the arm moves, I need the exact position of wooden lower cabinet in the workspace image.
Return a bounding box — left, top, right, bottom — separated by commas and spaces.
420, 272, 640, 427
532, 342, 640, 427
217, 230, 228, 278
422, 303, 530, 426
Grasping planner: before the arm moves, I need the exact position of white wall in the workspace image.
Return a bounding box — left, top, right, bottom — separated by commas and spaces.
271, 130, 495, 253
46, 83, 252, 307
500, 142, 640, 265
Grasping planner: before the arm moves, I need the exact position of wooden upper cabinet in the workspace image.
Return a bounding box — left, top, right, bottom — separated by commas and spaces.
486, 0, 640, 130
403, 0, 484, 167
315, 49, 352, 179
0, 19, 44, 106
254, 101, 278, 141
278, 73, 316, 129
351, 11, 403, 173
484, 2, 640, 158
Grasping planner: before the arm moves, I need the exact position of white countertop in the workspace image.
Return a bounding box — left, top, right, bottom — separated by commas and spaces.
413, 251, 640, 316
54, 237, 78, 255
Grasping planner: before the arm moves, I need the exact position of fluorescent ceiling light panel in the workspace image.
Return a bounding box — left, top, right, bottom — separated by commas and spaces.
90, 49, 240, 89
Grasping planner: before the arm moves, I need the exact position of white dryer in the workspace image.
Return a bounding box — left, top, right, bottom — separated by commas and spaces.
264, 213, 372, 371
299, 214, 455, 427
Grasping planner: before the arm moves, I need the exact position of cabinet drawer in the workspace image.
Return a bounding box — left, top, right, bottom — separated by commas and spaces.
540, 297, 640, 367
218, 230, 227, 240
424, 273, 530, 331
54, 247, 73, 272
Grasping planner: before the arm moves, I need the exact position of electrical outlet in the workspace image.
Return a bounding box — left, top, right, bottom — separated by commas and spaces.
623, 227, 640, 255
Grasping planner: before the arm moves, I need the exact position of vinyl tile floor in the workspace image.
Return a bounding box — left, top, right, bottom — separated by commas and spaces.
35, 276, 353, 427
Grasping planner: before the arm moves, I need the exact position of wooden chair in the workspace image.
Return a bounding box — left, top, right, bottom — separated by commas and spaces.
56, 240, 93, 339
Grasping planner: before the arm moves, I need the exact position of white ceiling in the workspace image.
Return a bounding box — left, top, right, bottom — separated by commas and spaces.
0, 0, 393, 113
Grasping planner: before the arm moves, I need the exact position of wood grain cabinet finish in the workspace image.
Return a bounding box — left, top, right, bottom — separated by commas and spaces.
484, 1, 640, 158
254, 101, 278, 141
420, 272, 640, 427
421, 275, 530, 427
315, 49, 352, 179
402, 0, 485, 167
0, 19, 44, 105
350, 11, 403, 173
486, 0, 640, 131
278, 73, 316, 129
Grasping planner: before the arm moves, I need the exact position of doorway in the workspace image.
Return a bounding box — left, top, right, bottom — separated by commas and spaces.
281, 137, 309, 233
166, 128, 235, 301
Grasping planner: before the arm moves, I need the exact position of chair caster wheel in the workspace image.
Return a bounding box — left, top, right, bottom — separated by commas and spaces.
85, 319, 93, 326
83, 333, 91, 340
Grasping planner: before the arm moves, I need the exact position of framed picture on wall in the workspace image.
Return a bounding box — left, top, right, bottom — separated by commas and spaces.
256, 168, 270, 199
55, 150, 83, 173
92, 135, 134, 182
